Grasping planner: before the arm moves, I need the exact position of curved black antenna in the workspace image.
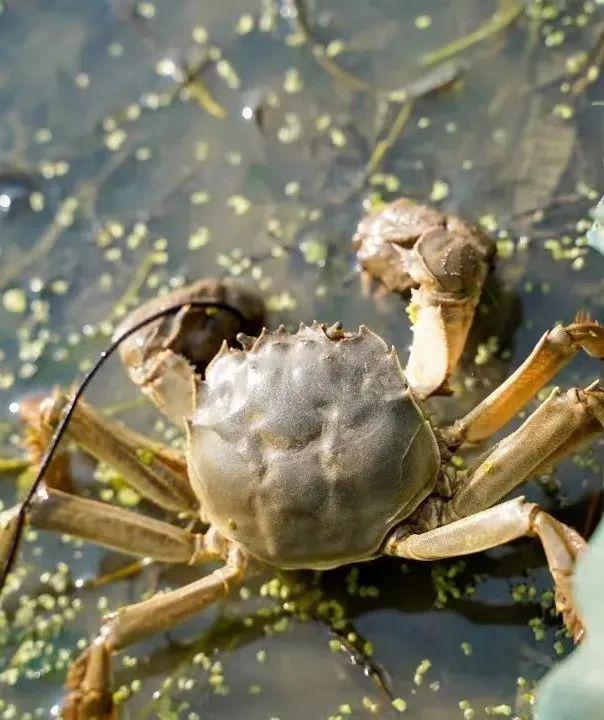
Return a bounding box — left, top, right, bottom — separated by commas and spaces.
0, 299, 246, 592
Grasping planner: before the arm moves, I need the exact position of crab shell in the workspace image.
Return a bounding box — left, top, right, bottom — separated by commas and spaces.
186, 323, 440, 569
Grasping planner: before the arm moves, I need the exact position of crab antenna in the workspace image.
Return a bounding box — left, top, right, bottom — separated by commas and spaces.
0, 300, 246, 593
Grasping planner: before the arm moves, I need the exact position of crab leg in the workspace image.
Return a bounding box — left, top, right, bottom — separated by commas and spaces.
21, 392, 198, 514
445, 316, 604, 444
447, 383, 604, 517
385, 382, 604, 639
62, 543, 246, 720
0, 486, 219, 573
384, 497, 585, 640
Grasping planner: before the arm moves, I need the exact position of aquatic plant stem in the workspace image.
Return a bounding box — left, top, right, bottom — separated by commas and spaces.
291, 0, 369, 92
365, 101, 414, 178
110, 250, 156, 320
420, 0, 523, 67
572, 24, 604, 96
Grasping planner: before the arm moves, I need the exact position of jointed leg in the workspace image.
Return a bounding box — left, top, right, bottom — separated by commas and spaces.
21, 393, 198, 514
63, 543, 246, 719
384, 497, 586, 640
386, 384, 604, 639
448, 383, 604, 518
445, 315, 604, 444
20, 397, 73, 492
0, 485, 220, 572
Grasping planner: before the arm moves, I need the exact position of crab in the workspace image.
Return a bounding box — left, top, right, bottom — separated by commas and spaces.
2, 199, 604, 719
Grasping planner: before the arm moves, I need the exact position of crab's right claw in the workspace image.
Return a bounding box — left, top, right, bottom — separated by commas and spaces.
62, 641, 116, 720
404, 223, 493, 398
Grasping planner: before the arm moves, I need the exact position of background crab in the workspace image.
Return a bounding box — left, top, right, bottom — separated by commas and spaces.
1, 199, 603, 719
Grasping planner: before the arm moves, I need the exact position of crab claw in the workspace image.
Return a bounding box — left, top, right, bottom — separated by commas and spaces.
530, 510, 588, 645
114, 278, 265, 425
353, 198, 445, 294
353, 198, 493, 398
404, 224, 492, 397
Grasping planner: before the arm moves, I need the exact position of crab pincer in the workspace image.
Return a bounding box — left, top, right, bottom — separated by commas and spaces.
353, 197, 494, 397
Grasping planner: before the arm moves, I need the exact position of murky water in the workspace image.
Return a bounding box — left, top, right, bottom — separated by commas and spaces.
1, 1, 603, 718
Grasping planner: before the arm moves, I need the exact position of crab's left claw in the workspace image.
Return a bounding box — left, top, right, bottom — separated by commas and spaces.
404, 222, 493, 398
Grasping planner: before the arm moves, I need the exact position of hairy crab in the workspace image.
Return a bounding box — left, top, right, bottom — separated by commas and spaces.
2, 199, 604, 719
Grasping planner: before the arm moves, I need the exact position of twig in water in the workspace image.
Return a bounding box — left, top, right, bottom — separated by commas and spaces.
100, 396, 147, 418
288, 0, 369, 92
326, 100, 414, 206
289, 0, 464, 101
110, 250, 156, 320
83, 557, 153, 589
324, 621, 395, 703
504, 193, 586, 223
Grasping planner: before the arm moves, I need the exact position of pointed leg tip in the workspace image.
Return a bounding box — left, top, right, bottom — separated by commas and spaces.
61, 693, 116, 720
562, 605, 585, 645
552, 570, 586, 645
63, 643, 115, 719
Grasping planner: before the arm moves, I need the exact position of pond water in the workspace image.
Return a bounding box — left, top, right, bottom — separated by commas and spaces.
1, 1, 603, 718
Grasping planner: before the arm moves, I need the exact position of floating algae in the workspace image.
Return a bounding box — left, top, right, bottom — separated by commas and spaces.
0, 1, 604, 717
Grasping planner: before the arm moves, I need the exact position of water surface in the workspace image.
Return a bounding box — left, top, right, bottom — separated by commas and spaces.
1, 1, 603, 718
